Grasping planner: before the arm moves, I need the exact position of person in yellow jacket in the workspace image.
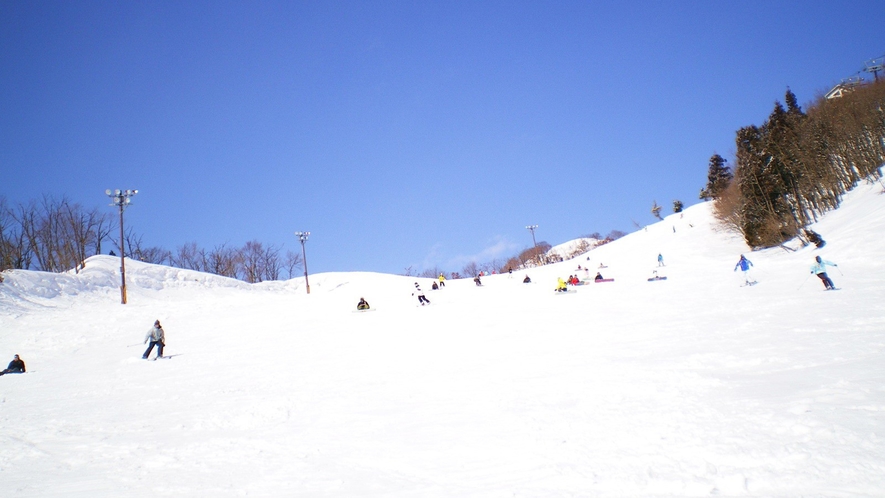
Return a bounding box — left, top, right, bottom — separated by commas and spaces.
438, 273, 446, 288
555, 277, 568, 292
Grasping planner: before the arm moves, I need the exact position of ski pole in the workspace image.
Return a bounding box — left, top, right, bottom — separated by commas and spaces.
126, 343, 142, 348
797, 273, 812, 290
836, 266, 844, 276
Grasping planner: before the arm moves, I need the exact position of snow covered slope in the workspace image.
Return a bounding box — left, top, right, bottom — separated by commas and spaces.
1, 181, 884, 497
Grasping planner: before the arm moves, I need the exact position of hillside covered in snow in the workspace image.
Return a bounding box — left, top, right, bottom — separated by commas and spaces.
1, 181, 884, 497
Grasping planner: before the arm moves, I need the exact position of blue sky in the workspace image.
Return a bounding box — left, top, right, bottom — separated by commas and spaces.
2, 1, 882, 275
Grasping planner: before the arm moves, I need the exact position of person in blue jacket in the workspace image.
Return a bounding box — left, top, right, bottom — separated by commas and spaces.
734, 254, 755, 285
810, 255, 838, 290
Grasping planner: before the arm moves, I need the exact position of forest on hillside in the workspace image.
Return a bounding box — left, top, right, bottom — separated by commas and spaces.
701, 79, 885, 248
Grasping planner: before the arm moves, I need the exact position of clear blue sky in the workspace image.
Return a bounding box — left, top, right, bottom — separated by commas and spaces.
2, 1, 882, 275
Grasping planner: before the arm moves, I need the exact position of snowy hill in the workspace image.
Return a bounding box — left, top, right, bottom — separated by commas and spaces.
1, 182, 884, 496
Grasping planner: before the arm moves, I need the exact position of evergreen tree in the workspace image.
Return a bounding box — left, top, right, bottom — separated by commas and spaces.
699, 154, 733, 200
784, 88, 803, 116
673, 200, 684, 213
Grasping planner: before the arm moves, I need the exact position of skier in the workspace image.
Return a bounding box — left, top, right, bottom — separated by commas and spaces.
657, 253, 665, 267
357, 297, 370, 310
438, 273, 446, 288
0, 354, 26, 376
413, 282, 431, 306
142, 320, 166, 359
734, 254, 755, 285
810, 256, 838, 290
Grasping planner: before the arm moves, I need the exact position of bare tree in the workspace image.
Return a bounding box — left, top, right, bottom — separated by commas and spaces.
461, 261, 479, 277
238, 240, 265, 283
283, 250, 303, 280
171, 242, 207, 272
651, 200, 663, 220
261, 243, 283, 281
137, 246, 172, 265
206, 244, 239, 278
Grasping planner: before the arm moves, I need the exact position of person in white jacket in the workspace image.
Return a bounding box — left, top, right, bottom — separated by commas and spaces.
142, 320, 166, 359
412, 283, 431, 306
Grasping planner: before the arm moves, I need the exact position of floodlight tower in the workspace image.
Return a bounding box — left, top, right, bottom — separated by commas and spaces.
526, 224, 541, 265
294, 231, 311, 294
106, 189, 138, 304
526, 225, 539, 248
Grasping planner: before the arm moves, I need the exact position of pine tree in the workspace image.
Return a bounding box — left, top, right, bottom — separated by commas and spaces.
699, 154, 733, 200
673, 200, 684, 213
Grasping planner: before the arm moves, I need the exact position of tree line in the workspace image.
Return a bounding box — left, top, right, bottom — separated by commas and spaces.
702, 80, 885, 248
0, 195, 302, 283
409, 229, 627, 280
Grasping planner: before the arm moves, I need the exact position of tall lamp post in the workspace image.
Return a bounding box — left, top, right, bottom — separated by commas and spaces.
526, 224, 540, 265
106, 189, 138, 304
294, 231, 311, 294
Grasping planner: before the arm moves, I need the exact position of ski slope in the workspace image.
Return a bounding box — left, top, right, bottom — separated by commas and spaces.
1, 181, 884, 497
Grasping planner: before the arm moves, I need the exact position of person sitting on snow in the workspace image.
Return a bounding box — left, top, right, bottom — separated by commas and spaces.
556, 278, 568, 292
523, 275, 531, 284
357, 297, 370, 310
595, 272, 604, 282
0, 354, 26, 376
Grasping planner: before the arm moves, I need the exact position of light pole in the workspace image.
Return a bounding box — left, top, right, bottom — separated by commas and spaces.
294, 231, 311, 294
106, 189, 138, 304
525, 225, 539, 248
526, 224, 540, 265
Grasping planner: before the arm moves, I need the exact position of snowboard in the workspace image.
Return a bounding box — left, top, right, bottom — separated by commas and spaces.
554, 289, 577, 294
647, 276, 668, 281
353, 308, 375, 313
594, 278, 615, 283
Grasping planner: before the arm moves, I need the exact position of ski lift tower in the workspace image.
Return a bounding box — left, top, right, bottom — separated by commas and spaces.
863, 55, 885, 81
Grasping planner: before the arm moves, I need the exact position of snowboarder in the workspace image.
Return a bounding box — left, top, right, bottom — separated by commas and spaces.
431, 282, 439, 290
142, 320, 166, 359
357, 297, 370, 310
657, 253, 665, 267
413, 282, 431, 306
810, 256, 838, 290
0, 354, 26, 375
438, 273, 446, 288
734, 255, 755, 285
595, 272, 604, 282
555, 277, 568, 292
523, 275, 531, 284
474, 274, 482, 286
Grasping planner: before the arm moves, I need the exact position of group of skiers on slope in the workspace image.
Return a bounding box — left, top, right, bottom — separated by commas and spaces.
733, 254, 839, 290
552, 253, 838, 292
352, 253, 843, 312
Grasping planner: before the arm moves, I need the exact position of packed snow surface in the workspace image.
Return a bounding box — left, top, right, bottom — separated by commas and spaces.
1, 183, 884, 497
